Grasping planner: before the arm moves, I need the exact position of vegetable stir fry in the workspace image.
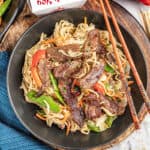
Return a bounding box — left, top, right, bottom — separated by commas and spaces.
21, 20, 131, 135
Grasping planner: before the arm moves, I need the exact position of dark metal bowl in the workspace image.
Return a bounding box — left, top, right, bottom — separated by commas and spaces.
0, 0, 25, 42
7, 9, 147, 150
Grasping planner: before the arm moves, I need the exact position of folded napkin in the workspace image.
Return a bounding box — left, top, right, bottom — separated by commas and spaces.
0, 51, 50, 150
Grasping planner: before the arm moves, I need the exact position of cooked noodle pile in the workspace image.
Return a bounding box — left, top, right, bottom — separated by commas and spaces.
21, 20, 131, 135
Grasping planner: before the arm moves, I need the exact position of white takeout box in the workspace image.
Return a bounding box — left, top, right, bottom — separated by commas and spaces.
28, 0, 87, 16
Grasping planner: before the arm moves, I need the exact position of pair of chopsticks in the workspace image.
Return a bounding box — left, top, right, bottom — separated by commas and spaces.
97, 0, 150, 129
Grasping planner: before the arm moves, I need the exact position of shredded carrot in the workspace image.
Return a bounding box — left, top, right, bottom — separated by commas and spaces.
112, 95, 121, 100
128, 81, 134, 86
72, 79, 80, 87
41, 38, 55, 45
35, 113, 46, 121
100, 39, 106, 45
71, 79, 80, 94
112, 97, 117, 100
31, 67, 42, 88
78, 99, 83, 107
61, 114, 68, 123
66, 121, 71, 136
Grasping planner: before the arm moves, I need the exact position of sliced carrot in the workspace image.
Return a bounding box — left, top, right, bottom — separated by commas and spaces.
61, 113, 68, 123
35, 113, 46, 121
128, 81, 134, 86
41, 38, 55, 45
78, 99, 83, 107
31, 67, 42, 88
72, 79, 80, 87
66, 122, 71, 136
71, 79, 81, 97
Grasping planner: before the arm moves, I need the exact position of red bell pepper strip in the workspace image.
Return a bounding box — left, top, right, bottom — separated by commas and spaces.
93, 83, 105, 95
32, 50, 46, 68
31, 50, 46, 88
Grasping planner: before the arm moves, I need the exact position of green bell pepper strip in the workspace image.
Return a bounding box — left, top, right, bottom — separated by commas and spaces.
49, 72, 65, 105
87, 121, 101, 133
0, 0, 12, 17
27, 90, 60, 113
104, 64, 115, 74
105, 116, 116, 128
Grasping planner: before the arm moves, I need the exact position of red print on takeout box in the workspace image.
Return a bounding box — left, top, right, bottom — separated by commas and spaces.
28, 0, 87, 16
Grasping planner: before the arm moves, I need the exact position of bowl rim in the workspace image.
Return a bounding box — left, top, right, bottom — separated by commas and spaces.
7, 8, 149, 150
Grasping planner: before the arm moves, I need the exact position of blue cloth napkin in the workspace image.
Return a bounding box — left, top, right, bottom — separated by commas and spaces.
0, 51, 51, 150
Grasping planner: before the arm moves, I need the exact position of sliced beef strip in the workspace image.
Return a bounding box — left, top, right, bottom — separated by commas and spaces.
83, 93, 100, 106
71, 107, 85, 127
106, 53, 116, 64
46, 47, 68, 62
83, 29, 107, 57
83, 92, 125, 119
53, 60, 82, 79
57, 44, 81, 52
46, 44, 82, 62
79, 61, 105, 89
58, 79, 84, 126
99, 95, 125, 115
84, 105, 103, 120
37, 58, 50, 87
83, 93, 103, 120
73, 30, 107, 79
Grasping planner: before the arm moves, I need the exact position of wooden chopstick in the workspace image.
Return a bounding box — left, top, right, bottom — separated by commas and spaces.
104, 0, 150, 113
99, 0, 140, 129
